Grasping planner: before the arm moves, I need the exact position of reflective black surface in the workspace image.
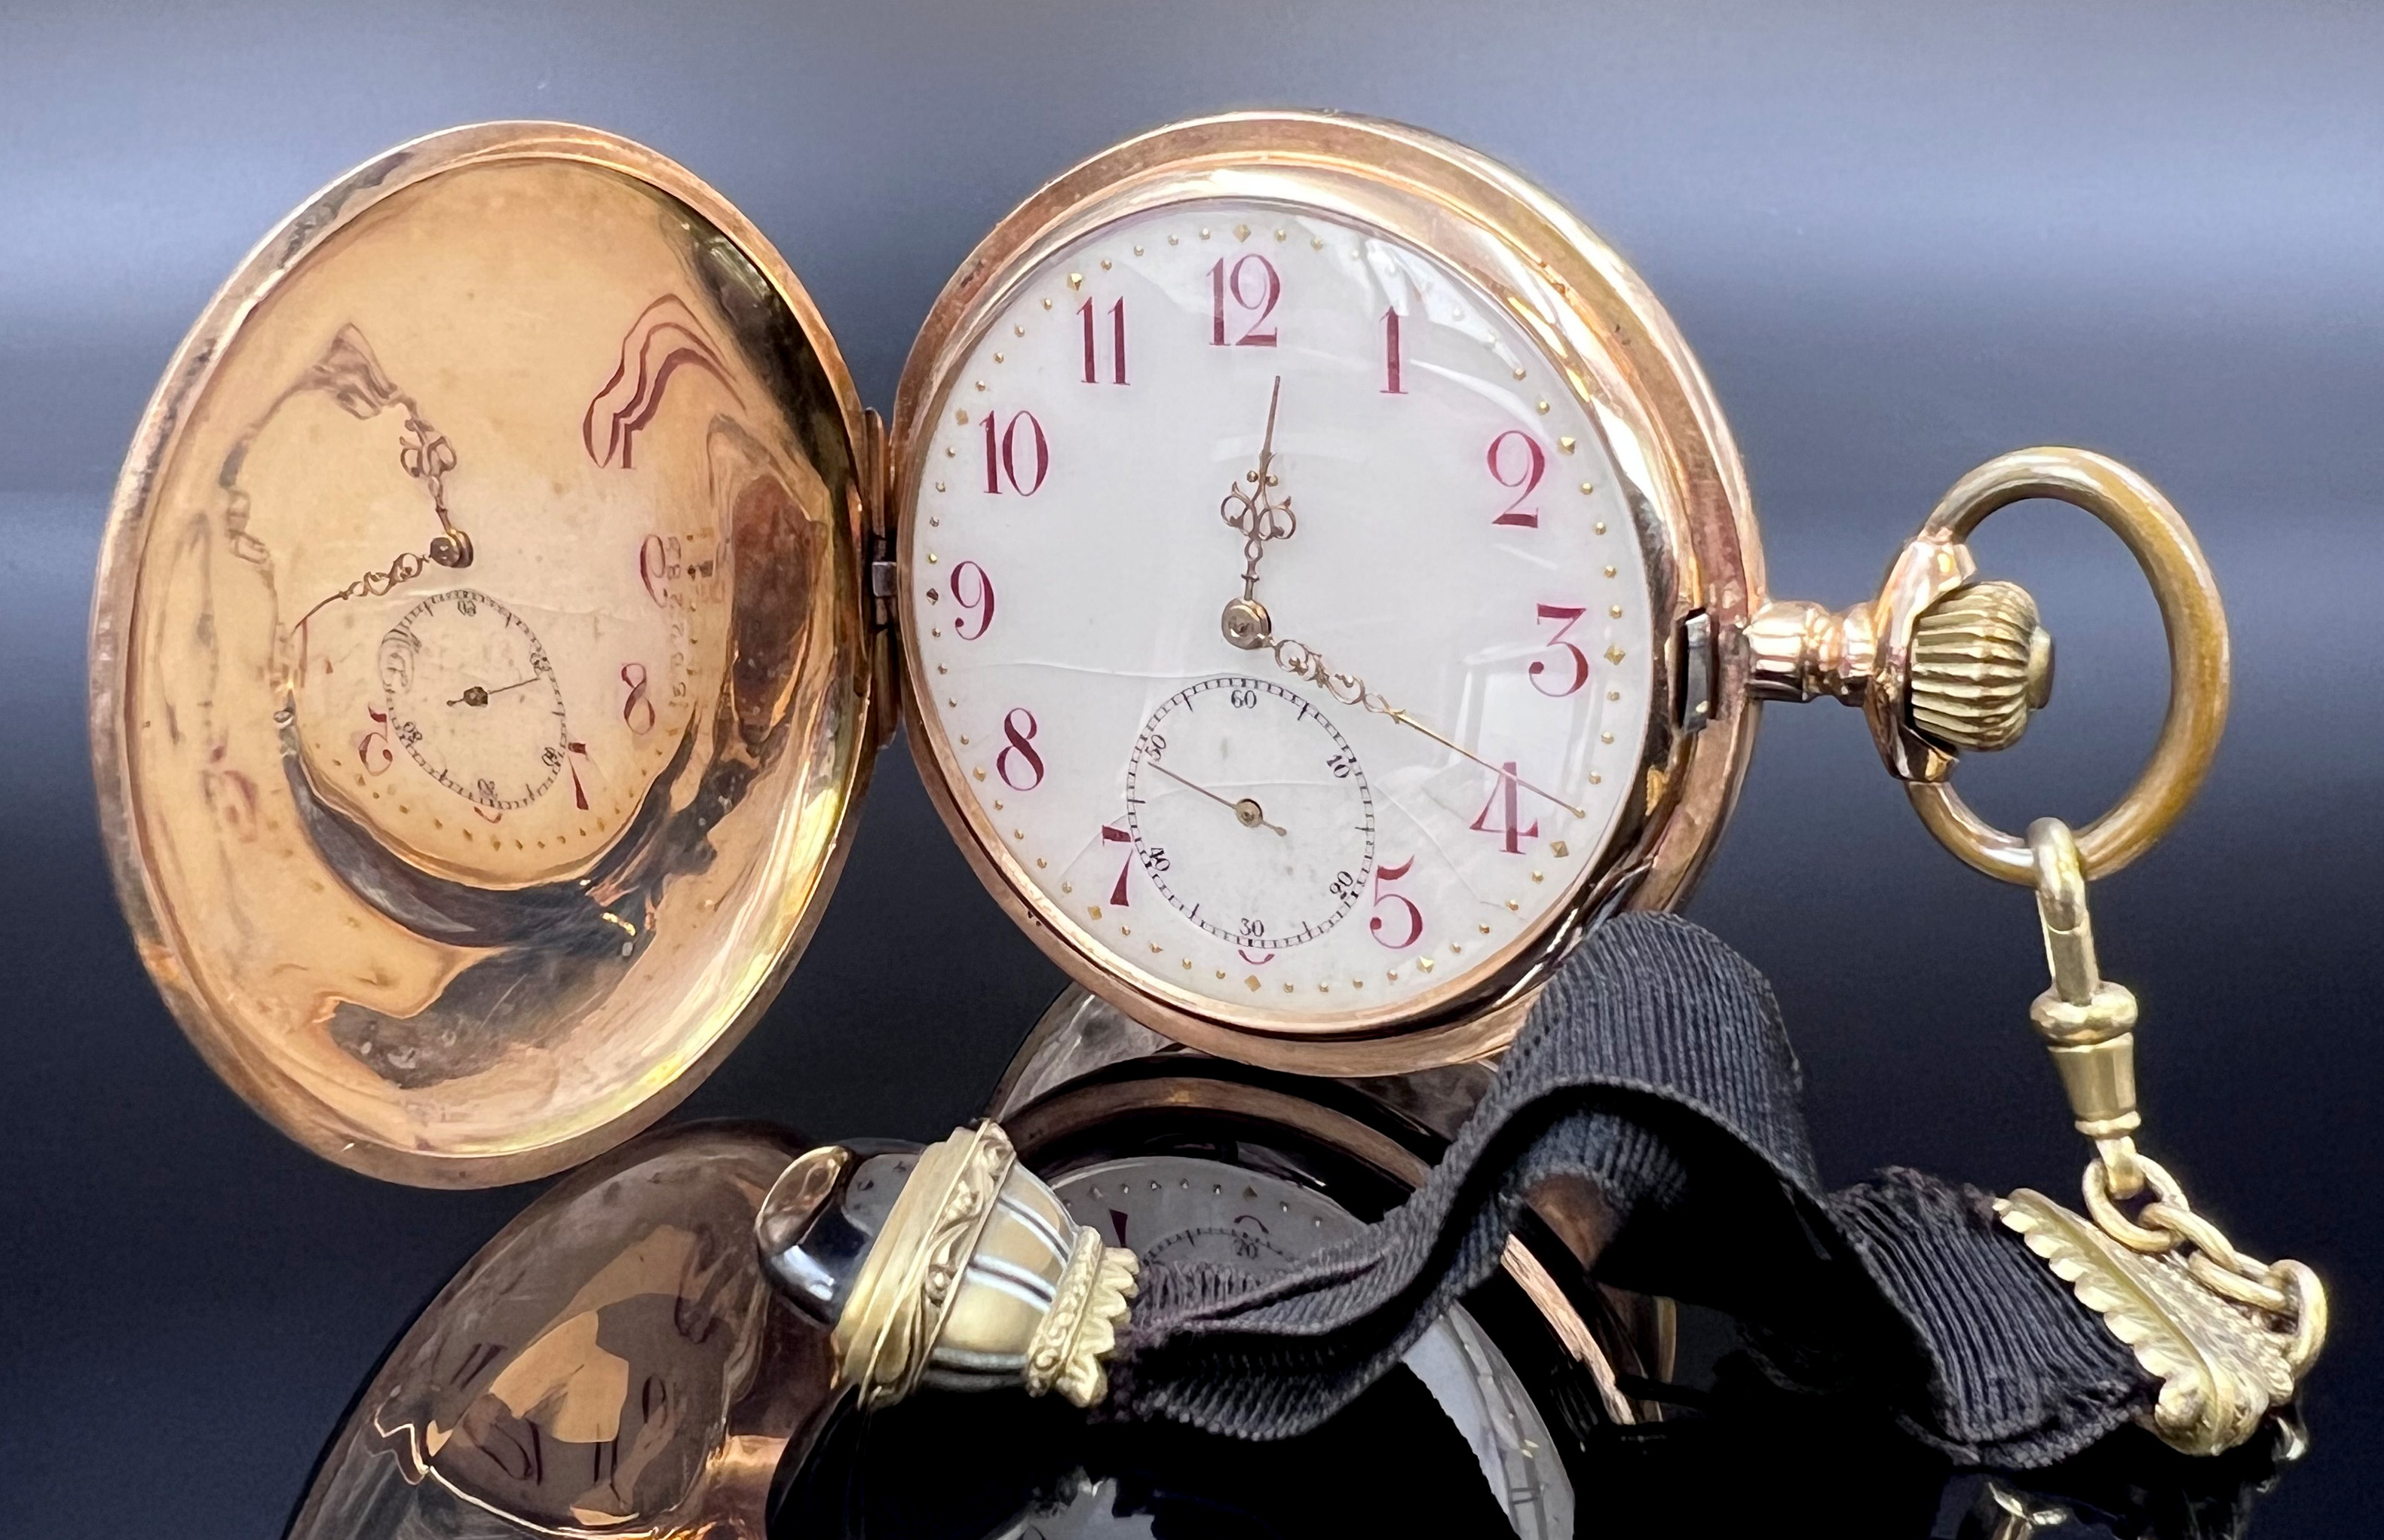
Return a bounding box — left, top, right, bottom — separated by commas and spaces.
774, 1354, 2307, 1540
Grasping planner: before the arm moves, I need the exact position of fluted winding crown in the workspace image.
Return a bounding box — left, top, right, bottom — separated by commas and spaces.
1908, 580, 2055, 752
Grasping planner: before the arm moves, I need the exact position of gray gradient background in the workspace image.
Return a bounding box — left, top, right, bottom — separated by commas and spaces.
3, 2, 2377, 1532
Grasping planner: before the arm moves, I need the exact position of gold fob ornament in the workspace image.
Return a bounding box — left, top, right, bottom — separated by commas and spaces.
755, 1124, 1139, 1410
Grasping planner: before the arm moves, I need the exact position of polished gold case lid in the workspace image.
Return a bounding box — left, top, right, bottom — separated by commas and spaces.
90, 124, 878, 1186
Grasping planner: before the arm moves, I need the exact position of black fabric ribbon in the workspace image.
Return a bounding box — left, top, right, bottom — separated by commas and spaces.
1105, 912, 2150, 1468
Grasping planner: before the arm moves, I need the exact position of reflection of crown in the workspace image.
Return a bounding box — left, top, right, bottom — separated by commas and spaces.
779, 1122, 1140, 1410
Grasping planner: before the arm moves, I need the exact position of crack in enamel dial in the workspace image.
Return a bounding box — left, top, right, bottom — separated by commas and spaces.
905, 197, 1659, 1032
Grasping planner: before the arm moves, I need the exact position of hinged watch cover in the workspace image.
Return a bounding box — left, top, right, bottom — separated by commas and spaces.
90, 124, 879, 1185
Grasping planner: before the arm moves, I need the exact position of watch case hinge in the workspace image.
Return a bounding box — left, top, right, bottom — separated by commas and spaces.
862, 407, 896, 634
1676, 610, 1714, 733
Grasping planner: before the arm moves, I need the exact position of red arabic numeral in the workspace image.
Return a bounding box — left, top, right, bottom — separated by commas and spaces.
1079, 297, 1127, 384
950, 560, 996, 640
621, 663, 656, 734
1469, 762, 1540, 855
1530, 604, 1591, 697
1209, 255, 1280, 347
1102, 823, 1134, 906
996, 707, 1044, 791
566, 741, 593, 810
639, 533, 670, 605
1382, 308, 1405, 394
357, 704, 394, 776
1488, 430, 1545, 528
1369, 856, 1424, 949
980, 411, 1050, 495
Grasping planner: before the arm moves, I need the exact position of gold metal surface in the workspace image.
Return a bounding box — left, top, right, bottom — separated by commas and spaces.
1999, 1187, 2306, 1458
1904, 448, 2229, 883
287, 1125, 832, 1540
88, 123, 876, 1186
1908, 580, 2053, 752
1993, 817, 2324, 1456
890, 110, 1766, 1075
828, 1122, 1138, 1410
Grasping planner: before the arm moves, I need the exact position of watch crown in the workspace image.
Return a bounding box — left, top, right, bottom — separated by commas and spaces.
1908, 580, 2055, 753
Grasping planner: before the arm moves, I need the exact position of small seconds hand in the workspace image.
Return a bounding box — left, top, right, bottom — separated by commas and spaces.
1145, 760, 1288, 837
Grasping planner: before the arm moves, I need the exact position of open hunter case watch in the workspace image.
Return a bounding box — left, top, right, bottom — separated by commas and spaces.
91, 114, 2316, 1536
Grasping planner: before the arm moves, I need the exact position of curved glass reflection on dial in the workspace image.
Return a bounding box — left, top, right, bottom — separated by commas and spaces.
908, 197, 1658, 1024
1126, 675, 1373, 952
1051, 1155, 1575, 1540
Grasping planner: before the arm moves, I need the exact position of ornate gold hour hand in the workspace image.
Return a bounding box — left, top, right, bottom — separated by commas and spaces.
1265, 635, 1589, 820
1146, 760, 1287, 837
1218, 375, 1295, 648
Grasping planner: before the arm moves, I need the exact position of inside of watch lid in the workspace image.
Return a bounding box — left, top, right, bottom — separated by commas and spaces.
102, 133, 872, 1184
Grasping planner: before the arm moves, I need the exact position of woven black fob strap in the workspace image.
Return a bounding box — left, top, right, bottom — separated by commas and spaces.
1102, 912, 2149, 1468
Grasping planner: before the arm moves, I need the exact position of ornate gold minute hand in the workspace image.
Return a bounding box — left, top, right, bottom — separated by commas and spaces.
1206, 377, 1583, 820
1262, 632, 1589, 820
1146, 759, 1288, 837
1218, 376, 1295, 648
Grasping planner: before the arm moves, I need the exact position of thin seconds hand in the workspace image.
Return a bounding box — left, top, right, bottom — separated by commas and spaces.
1145, 760, 1287, 837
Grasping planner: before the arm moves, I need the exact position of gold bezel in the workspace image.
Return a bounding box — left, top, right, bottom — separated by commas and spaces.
890, 111, 1762, 1076
87, 123, 879, 1186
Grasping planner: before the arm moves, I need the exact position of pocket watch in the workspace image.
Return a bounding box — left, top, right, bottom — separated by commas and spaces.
92, 110, 2094, 1191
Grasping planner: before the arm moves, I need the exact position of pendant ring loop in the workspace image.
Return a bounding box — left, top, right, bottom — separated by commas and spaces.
1906, 446, 2229, 883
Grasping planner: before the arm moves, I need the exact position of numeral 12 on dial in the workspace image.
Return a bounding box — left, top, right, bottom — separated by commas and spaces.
1209, 255, 1280, 347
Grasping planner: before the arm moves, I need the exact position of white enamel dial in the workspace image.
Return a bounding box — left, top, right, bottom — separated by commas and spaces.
907, 198, 1658, 1027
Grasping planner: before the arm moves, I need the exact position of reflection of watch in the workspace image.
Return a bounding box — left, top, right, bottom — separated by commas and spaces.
977, 987, 1668, 1535
289, 990, 1663, 1540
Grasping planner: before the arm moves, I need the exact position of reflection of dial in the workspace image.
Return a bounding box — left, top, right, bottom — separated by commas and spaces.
1124, 676, 1373, 952
379, 589, 568, 810
1063, 1156, 1356, 1264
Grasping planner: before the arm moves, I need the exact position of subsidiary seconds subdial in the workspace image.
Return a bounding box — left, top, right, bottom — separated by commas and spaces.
1125, 677, 1374, 951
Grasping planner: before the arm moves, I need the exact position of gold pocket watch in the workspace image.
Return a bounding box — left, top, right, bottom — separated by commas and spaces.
95, 109, 2126, 1192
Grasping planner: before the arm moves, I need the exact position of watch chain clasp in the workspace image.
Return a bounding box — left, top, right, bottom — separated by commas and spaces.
1995, 819, 2327, 1457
